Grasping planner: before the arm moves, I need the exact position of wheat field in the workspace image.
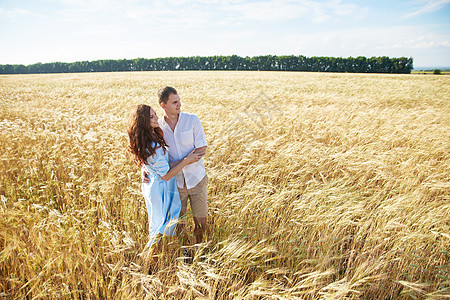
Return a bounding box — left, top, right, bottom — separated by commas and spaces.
1, 71, 449, 299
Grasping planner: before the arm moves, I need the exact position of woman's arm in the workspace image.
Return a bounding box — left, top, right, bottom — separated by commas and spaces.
168, 146, 207, 168
168, 159, 183, 168
161, 150, 204, 181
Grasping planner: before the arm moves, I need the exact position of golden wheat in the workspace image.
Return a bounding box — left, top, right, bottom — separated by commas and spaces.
1, 71, 449, 299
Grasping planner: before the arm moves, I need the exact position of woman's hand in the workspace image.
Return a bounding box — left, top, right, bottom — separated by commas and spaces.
184, 149, 204, 164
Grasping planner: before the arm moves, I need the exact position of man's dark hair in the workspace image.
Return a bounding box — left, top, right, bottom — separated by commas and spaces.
158, 86, 178, 104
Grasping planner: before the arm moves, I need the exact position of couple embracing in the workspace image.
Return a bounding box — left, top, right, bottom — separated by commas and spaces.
127, 86, 208, 261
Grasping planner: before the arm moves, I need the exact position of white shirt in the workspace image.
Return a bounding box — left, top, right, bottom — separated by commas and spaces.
158, 112, 207, 189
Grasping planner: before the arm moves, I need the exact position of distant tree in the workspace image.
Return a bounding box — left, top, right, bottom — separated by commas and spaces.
0, 55, 414, 74
434, 69, 441, 75
13, 64, 28, 74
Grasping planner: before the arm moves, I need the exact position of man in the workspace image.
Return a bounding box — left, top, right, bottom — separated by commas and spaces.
143, 86, 208, 249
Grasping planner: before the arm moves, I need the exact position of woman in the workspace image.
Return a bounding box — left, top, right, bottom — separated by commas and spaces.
128, 104, 203, 247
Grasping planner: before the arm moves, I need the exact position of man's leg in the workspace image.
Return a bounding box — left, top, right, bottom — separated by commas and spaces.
177, 185, 190, 246
189, 175, 208, 244
193, 217, 206, 244
177, 185, 194, 263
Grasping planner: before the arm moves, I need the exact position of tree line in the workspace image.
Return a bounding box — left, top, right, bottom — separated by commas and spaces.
0, 55, 413, 74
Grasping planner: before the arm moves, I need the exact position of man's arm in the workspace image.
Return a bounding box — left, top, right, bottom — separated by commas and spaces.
142, 150, 204, 183
161, 150, 204, 181
142, 159, 182, 182
193, 146, 207, 155
192, 115, 208, 152
168, 146, 206, 168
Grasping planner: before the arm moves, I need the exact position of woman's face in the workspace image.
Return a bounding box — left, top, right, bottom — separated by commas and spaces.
149, 108, 159, 128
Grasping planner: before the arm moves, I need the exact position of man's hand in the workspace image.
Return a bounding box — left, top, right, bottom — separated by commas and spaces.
141, 168, 150, 183
193, 146, 207, 156
185, 149, 205, 164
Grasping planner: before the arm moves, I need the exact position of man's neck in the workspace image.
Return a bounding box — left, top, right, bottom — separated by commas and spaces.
164, 112, 180, 131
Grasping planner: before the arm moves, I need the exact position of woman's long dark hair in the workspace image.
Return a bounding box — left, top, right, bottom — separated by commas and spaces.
128, 104, 168, 167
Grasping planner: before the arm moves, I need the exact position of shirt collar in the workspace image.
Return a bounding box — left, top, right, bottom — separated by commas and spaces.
160, 112, 183, 131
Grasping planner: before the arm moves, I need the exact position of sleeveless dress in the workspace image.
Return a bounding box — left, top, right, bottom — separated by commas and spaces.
141, 143, 181, 246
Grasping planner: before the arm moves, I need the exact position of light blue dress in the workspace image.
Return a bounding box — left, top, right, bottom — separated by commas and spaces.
141, 143, 181, 247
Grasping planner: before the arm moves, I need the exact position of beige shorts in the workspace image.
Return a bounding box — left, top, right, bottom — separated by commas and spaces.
178, 174, 208, 219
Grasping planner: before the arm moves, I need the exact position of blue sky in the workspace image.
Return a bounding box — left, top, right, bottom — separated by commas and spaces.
1, 0, 449, 68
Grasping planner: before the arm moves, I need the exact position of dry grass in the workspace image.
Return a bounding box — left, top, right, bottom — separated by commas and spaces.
1, 71, 449, 299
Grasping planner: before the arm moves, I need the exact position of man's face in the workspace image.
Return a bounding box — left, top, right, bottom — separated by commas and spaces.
162, 93, 181, 115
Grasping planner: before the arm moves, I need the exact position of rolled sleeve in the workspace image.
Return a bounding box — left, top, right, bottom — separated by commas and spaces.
146, 146, 170, 177
193, 115, 208, 148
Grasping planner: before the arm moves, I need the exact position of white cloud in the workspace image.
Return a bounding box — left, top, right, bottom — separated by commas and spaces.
223, 0, 309, 21
412, 40, 450, 48
38, 0, 368, 32
222, 0, 367, 23
213, 30, 258, 40
0, 7, 33, 17
58, 0, 216, 29
403, 0, 450, 18
282, 25, 450, 58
